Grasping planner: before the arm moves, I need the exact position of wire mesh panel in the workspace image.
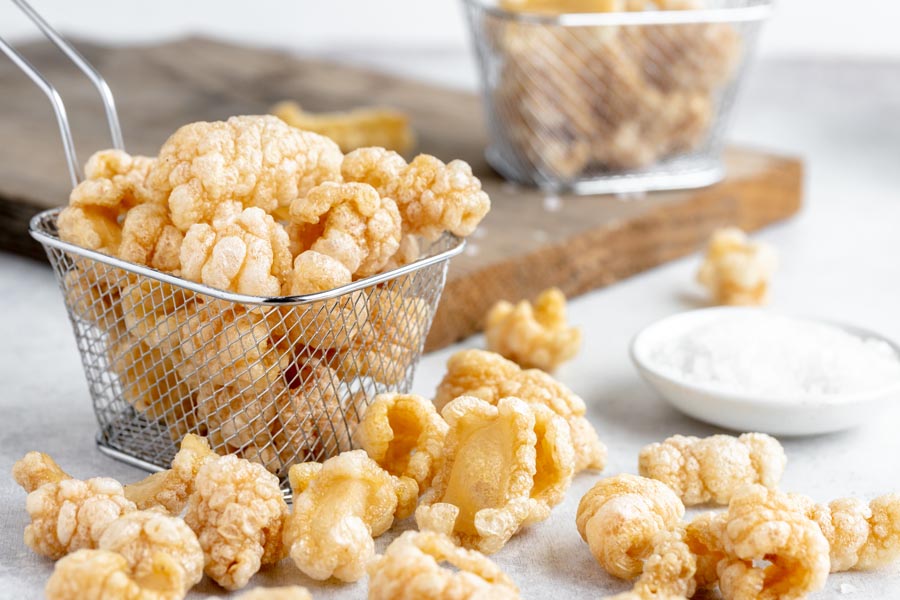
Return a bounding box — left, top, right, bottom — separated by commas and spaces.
32, 209, 459, 490
464, 0, 771, 193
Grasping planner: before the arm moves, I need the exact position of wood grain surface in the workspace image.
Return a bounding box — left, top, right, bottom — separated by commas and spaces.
0, 37, 803, 349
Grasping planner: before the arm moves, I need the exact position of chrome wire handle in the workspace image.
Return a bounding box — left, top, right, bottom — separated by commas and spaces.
0, 0, 125, 186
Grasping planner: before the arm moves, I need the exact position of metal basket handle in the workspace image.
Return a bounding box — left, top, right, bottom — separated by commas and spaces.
0, 0, 124, 186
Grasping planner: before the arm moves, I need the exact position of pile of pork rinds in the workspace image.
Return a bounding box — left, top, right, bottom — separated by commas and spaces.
54, 115, 491, 474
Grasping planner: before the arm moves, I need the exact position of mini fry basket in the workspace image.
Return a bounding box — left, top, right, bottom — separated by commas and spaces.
6, 0, 464, 489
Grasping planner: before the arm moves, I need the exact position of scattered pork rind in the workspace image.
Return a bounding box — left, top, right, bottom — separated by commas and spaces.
341, 148, 491, 241
715, 485, 829, 600
229, 586, 314, 600
434, 349, 606, 472
289, 181, 402, 280
631, 527, 698, 599
12, 451, 70, 493
118, 202, 183, 272
638, 432, 786, 505
368, 530, 521, 600
575, 474, 685, 579
180, 201, 292, 296
283, 450, 416, 582
485, 287, 581, 372
124, 434, 215, 514
148, 115, 343, 229
98, 509, 205, 593
802, 493, 900, 572
14, 463, 136, 559
45, 549, 185, 600
416, 395, 574, 554
184, 454, 288, 590
272, 100, 415, 154
683, 511, 726, 588
354, 393, 449, 489
697, 227, 777, 306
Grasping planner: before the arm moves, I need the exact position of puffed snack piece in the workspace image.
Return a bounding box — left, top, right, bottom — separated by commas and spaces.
13, 452, 136, 560
124, 434, 215, 514
697, 227, 777, 306
283, 450, 417, 582
118, 202, 183, 273
604, 527, 698, 600
638, 432, 786, 505
180, 201, 292, 297
148, 115, 343, 229
485, 287, 582, 372
715, 485, 829, 600
575, 474, 685, 580
183, 454, 288, 590
416, 396, 575, 554
434, 349, 606, 472
803, 493, 900, 572
683, 511, 726, 588
368, 530, 520, 600
45, 549, 186, 600
98, 510, 205, 593
355, 393, 449, 489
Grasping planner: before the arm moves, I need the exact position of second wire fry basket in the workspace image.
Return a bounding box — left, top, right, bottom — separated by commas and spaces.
7, 0, 464, 489
464, 0, 773, 194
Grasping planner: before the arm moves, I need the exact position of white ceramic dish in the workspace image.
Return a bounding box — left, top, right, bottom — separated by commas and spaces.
630, 307, 900, 436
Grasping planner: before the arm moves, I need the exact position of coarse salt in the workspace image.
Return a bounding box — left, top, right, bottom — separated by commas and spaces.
646, 311, 900, 401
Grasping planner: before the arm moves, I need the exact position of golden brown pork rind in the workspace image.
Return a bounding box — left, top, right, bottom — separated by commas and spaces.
45, 549, 185, 600
575, 474, 685, 580
123, 434, 215, 514
697, 227, 777, 306
12, 451, 70, 493
368, 530, 521, 600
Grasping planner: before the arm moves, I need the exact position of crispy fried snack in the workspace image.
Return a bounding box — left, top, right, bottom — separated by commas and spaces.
638, 433, 786, 506
196, 382, 279, 462
120, 278, 198, 357
283, 451, 416, 582
230, 586, 314, 600
715, 485, 829, 600
368, 530, 521, 600
180, 202, 292, 296
485, 287, 581, 372
15, 470, 136, 559
12, 451, 70, 493
804, 493, 900, 572
697, 227, 778, 306
434, 349, 606, 472
684, 511, 726, 588
184, 454, 288, 590
272, 100, 415, 154
576, 474, 685, 579
45, 549, 185, 600
416, 396, 574, 554
98, 510, 205, 592
289, 181, 401, 281
354, 393, 449, 489
341, 149, 490, 241
124, 434, 215, 514
631, 527, 698, 599
148, 115, 343, 230
118, 203, 183, 272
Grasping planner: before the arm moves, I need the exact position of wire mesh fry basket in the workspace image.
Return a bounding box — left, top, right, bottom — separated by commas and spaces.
7, 0, 465, 490
463, 0, 773, 194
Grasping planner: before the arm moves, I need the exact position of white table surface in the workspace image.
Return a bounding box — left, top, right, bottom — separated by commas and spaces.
1, 48, 899, 599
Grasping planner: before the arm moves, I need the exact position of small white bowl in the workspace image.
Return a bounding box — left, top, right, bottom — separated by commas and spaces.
630, 308, 900, 436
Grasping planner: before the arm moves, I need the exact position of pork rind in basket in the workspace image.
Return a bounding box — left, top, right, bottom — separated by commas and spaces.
39, 115, 488, 482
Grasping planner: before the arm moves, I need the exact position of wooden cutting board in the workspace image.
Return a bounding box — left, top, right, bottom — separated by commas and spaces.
0, 37, 802, 350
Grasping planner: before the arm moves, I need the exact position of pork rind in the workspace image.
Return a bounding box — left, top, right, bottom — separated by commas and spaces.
485, 287, 581, 372
283, 450, 416, 582
355, 393, 449, 489
230, 586, 313, 600
289, 181, 402, 280
684, 511, 726, 588
12, 451, 70, 493
118, 202, 183, 272
148, 115, 343, 229
575, 474, 685, 579
416, 395, 575, 554
638, 433, 786, 506
180, 201, 292, 296
697, 227, 778, 306
631, 527, 698, 599
98, 509, 205, 592
341, 148, 491, 240
45, 549, 185, 600
184, 454, 288, 590
272, 100, 415, 154
434, 349, 606, 472
124, 434, 215, 514
368, 530, 521, 600
804, 493, 900, 572
715, 485, 829, 600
